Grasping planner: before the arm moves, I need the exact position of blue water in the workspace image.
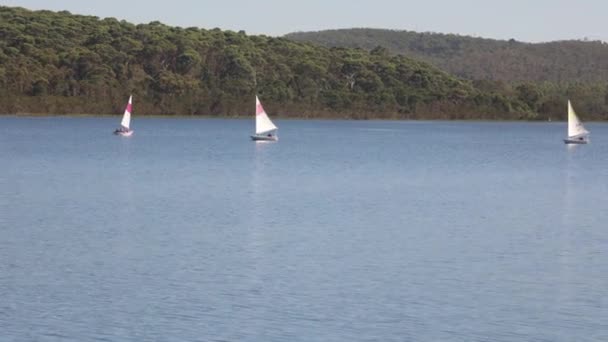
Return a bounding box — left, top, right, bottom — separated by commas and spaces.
1, 117, 607, 341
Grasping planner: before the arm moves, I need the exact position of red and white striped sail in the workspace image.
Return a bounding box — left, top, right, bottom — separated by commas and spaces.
121, 95, 132, 129
255, 96, 277, 134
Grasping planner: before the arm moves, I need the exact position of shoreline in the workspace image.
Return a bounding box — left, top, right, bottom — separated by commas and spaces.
0, 113, 251, 119
0, 113, 589, 123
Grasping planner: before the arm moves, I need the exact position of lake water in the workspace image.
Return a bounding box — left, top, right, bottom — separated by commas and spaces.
1, 117, 607, 341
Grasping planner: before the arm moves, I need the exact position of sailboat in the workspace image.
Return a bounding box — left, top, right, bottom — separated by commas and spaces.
251, 96, 278, 141
563, 100, 589, 144
114, 95, 134, 137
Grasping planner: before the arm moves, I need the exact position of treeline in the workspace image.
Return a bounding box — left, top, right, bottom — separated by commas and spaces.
286, 28, 608, 83
287, 29, 608, 120
0, 7, 601, 120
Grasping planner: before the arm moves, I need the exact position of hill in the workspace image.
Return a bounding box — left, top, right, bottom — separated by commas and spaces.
286, 29, 608, 120
0, 6, 542, 119
286, 28, 608, 83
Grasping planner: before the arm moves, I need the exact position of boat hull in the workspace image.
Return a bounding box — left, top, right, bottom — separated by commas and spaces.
114, 129, 134, 137
251, 134, 278, 141
564, 138, 587, 144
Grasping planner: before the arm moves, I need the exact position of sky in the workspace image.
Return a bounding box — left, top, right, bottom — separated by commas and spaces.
3, 0, 608, 42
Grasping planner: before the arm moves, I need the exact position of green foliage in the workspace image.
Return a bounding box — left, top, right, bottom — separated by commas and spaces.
286, 28, 608, 83
287, 28, 608, 120
0, 6, 543, 118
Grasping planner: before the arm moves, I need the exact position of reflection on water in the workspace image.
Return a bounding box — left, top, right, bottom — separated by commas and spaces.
1, 117, 607, 342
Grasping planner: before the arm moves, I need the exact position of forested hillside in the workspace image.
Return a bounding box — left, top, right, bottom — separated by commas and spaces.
286, 29, 608, 120
286, 28, 608, 83
0, 6, 512, 119
0, 7, 606, 120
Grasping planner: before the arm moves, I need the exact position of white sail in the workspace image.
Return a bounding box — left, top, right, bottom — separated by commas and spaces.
121, 95, 132, 129
567, 100, 588, 138
255, 96, 277, 134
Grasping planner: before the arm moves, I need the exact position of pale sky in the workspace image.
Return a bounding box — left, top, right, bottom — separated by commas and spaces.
3, 0, 607, 42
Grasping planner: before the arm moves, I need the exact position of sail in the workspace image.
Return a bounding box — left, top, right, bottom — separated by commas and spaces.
567, 100, 588, 137
121, 95, 132, 129
255, 96, 277, 134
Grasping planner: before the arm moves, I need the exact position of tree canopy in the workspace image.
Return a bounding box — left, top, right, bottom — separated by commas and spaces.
287, 28, 608, 120
0, 7, 604, 120
286, 28, 608, 83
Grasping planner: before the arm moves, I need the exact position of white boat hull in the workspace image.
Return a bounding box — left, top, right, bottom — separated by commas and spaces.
251, 134, 278, 141
114, 129, 134, 137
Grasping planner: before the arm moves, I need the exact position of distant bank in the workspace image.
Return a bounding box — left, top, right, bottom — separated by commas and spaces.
0, 6, 606, 121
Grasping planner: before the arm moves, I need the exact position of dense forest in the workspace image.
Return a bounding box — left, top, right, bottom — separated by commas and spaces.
286, 28, 608, 83
287, 29, 608, 120
0, 7, 606, 120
